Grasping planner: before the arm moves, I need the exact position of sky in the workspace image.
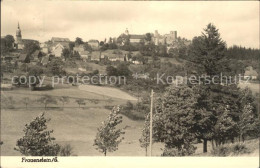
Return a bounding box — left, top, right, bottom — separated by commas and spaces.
1, 0, 259, 49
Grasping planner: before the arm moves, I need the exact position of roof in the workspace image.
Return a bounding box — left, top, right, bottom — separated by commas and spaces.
18, 54, 28, 61
88, 39, 99, 43
131, 51, 142, 56
51, 37, 70, 42
41, 55, 49, 65
40, 42, 48, 48
80, 51, 90, 55
107, 54, 125, 59
22, 39, 39, 43
74, 44, 85, 48
90, 51, 101, 59
104, 49, 128, 54
32, 50, 41, 57
53, 43, 65, 50
130, 34, 145, 39
244, 66, 258, 76
73, 44, 85, 51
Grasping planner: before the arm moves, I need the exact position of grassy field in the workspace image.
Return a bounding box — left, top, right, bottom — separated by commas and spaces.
1, 86, 148, 156
1, 85, 259, 156
78, 85, 137, 101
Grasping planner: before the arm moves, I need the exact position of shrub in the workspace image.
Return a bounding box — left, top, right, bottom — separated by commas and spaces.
162, 146, 197, 156
59, 144, 73, 156
231, 143, 250, 155
211, 145, 230, 156
211, 143, 251, 156
31, 84, 53, 91
121, 110, 145, 120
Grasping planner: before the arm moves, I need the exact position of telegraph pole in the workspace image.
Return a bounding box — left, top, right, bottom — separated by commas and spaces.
149, 89, 154, 156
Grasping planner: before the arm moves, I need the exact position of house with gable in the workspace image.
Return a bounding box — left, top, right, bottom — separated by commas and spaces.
88, 40, 99, 50
244, 66, 258, 80
51, 37, 70, 48
52, 43, 65, 57
118, 29, 145, 45
73, 44, 90, 59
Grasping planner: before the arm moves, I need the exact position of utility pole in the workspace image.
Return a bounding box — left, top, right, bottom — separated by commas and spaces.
149, 89, 154, 156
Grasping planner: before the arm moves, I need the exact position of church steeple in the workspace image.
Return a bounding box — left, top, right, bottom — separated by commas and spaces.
125, 28, 129, 35
16, 21, 22, 43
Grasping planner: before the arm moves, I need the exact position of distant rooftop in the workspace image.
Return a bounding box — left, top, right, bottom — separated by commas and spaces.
129, 34, 145, 39
51, 37, 70, 42
88, 39, 99, 43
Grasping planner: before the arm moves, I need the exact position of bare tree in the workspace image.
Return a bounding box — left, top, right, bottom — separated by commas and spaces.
75, 98, 85, 108
59, 96, 69, 109
37, 95, 57, 110
22, 97, 30, 109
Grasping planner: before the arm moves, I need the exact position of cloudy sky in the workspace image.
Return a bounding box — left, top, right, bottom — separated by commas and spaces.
2, 0, 259, 48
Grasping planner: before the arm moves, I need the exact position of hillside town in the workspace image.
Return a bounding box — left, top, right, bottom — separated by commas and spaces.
1, 23, 189, 66
2, 23, 258, 81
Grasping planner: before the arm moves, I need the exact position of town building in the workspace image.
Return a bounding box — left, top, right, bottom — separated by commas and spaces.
118, 29, 145, 45
51, 37, 70, 49
31, 50, 43, 62
73, 44, 90, 59
51, 43, 65, 57
73, 44, 85, 53
153, 30, 178, 46
40, 55, 50, 66
88, 40, 99, 50
40, 42, 49, 54
18, 53, 29, 63
90, 51, 101, 61
48, 37, 71, 57
129, 34, 145, 44
244, 66, 258, 80
15, 22, 39, 49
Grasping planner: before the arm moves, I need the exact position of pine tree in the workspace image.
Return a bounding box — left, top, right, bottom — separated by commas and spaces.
214, 106, 238, 146
188, 23, 240, 152
14, 113, 60, 156
238, 103, 259, 142
93, 106, 125, 156
189, 23, 226, 76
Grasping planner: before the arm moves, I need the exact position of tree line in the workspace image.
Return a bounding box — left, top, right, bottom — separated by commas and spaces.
139, 23, 260, 156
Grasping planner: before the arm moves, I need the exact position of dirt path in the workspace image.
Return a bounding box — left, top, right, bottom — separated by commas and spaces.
78, 85, 137, 101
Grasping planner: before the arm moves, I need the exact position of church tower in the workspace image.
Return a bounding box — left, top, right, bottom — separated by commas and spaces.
125, 28, 129, 35
16, 22, 22, 43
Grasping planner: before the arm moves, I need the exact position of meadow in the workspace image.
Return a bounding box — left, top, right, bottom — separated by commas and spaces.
1, 84, 259, 156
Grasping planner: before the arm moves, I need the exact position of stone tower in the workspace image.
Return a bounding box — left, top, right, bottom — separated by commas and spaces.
170, 31, 177, 41
16, 22, 22, 43
125, 28, 129, 35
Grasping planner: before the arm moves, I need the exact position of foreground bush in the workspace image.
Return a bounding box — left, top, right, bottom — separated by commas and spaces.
59, 144, 73, 156
162, 145, 197, 156
14, 113, 60, 156
211, 142, 251, 156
